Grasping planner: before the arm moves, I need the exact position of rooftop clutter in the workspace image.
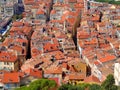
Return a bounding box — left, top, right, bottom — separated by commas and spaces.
77, 1, 120, 82
1, 0, 120, 89
21, 0, 89, 86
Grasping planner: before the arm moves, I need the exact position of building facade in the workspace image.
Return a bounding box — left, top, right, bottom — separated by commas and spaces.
114, 63, 120, 86
0, 0, 18, 16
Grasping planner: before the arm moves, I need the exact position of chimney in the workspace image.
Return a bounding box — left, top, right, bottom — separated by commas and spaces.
94, 54, 97, 59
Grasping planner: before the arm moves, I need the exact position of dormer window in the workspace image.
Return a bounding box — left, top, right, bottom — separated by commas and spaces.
22, 42, 26, 46
51, 47, 53, 49
22, 49, 24, 54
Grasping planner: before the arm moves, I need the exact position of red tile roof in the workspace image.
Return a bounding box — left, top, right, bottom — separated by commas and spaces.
99, 55, 116, 63
50, 10, 56, 15
2, 72, 20, 84
74, 3, 84, 8
29, 69, 42, 78
31, 48, 42, 57
12, 21, 23, 27
68, 0, 77, 3
15, 38, 28, 44
84, 75, 101, 83
77, 31, 90, 39
68, 73, 85, 80
9, 45, 23, 53
43, 39, 60, 53
24, 0, 35, 5
0, 51, 17, 62
23, 26, 32, 35
36, 9, 45, 15
44, 67, 62, 74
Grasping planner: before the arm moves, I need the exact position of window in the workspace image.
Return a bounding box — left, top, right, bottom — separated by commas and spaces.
9, 62, 12, 65
79, 70, 82, 73
3, 67, 6, 70
4, 62, 7, 65
11, 67, 13, 70
51, 47, 53, 49
7, 67, 9, 70
119, 81, 120, 85
23, 43, 26, 46
7, 62, 9, 65
0, 66, 2, 70
22, 49, 24, 54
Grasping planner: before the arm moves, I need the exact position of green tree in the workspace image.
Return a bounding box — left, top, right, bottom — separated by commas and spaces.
68, 86, 77, 90
101, 74, 115, 90
29, 79, 56, 90
14, 86, 29, 90
29, 84, 40, 90
15, 79, 57, 90
42, 86, 49, 90
111, 85, 118, 90
12, 14, 23, 22
12, 15, 17, 21
78, 83, 90, 89
76, 85, 84, 90
29, 79, 41, 86
89, 84, 102, 90
18, 14, 23, 19
48, 80, 56, 87
58, 83, 90, 90
58, 84, 71, 90
95, 0, 120, 5
40, 79, 49, 88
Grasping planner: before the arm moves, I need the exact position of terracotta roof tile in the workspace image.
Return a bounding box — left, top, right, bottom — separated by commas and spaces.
99, 55, 116, 63
0, 51, 17, 62
84, 75, 101, 83
2, 72, 20, 84
12, 21, 23, 27
36, 9, 45, 15
68, 73, 85, 80
30, 69, 42, 78
44, 67, 62, 74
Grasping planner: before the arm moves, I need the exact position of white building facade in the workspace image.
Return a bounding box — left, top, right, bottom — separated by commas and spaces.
114, 63, 120, 86
0, 0, 18, 17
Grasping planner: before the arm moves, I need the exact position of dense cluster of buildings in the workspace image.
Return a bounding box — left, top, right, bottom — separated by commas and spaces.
0, 0, 19, 37
78, 1, 120, 85
0, 0, 120, 89
0, 0, 18, 17
21, 0, 89, 86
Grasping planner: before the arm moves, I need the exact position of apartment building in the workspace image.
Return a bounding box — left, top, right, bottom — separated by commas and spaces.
0, 0, 18, 16
114, 63, 120, 86
0, 51, 19, 71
